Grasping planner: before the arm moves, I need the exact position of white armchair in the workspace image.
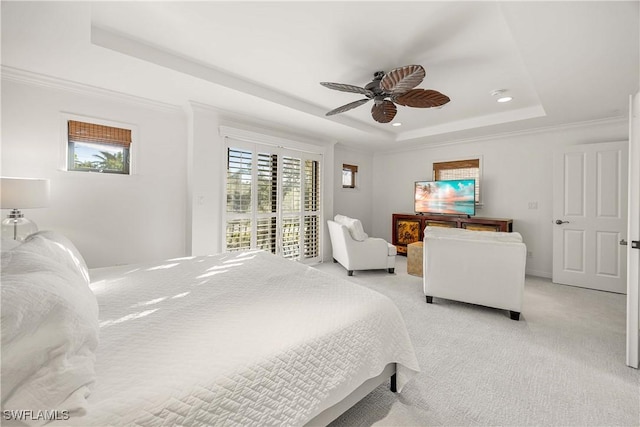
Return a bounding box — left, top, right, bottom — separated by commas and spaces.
327, 215, 396, 276
423, 226, 527, 320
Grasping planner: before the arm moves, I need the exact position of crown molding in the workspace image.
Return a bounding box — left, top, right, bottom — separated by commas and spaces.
377, 115, 629, 154
1, 66, 182, 113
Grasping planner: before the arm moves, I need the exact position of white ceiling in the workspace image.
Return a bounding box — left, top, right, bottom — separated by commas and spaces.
2, 1, 639, 150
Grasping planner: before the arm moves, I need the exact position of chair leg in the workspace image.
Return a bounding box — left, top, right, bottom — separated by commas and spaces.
348, 270, 353, 276
426, 296, 433, 304
388, 268, 395, 274
510, 311, 520, 321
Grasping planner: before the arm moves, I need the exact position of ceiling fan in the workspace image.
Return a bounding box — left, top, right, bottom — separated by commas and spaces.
320, 64, 450, 124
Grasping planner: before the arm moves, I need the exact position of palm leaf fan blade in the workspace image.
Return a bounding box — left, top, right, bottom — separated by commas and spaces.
320, 82, 373, 97
380, 65, 426, 96
371, 100, 397, 123
393, 89, 451, 108
325, 98, 371, 116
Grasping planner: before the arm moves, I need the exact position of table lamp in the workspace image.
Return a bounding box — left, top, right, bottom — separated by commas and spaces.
1, 177, 50, 241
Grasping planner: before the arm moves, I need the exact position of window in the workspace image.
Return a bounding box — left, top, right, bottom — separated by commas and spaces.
433, 158, 481, 203
67, 120, 131, 174
225, 141, 322, 263
342, 164, 358, 188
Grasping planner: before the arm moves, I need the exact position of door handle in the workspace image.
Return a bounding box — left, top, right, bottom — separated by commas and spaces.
620, 239, 640, 249
555, 219, 570, 225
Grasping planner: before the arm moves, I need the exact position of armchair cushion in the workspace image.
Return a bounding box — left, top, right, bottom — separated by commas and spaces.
334, 215, 368, 241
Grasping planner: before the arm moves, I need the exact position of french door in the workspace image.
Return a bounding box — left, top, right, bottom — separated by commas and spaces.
224, 139, 321, 263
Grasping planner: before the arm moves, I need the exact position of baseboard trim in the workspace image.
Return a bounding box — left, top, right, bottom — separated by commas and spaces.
526, 269, 552, 279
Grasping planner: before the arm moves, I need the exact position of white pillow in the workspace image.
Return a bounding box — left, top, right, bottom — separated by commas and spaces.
334, 214, 349, 225
23, 231, 90, 285
1, 234, 98, 420
334, 215, 369, 241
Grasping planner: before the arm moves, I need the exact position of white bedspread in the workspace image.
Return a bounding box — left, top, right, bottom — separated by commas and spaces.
57, 250, 419, 426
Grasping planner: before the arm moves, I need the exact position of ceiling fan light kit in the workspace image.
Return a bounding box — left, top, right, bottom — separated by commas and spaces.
321, 64, 450, 124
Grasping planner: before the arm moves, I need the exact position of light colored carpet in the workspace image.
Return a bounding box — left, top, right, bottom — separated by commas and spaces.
313, 257, 640, 426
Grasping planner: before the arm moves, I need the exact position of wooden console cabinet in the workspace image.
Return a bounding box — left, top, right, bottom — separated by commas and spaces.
392, 213, 513, 255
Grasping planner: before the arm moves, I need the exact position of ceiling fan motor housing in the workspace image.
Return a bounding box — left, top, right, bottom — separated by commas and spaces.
365, 72, 385, 97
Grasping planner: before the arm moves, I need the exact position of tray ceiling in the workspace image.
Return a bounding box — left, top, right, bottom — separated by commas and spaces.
2, 1, 638, 149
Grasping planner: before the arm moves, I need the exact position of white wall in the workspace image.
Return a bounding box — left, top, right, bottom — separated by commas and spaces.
185, 103, 224, 256
1, 79, 188, 268
1, 78, 336, 267
332, 144, 374, 234
372, 119, 629, 277
3, 76, 628, 275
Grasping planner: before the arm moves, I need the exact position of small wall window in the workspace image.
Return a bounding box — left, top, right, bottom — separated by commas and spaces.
433, 158, 481, 203
67, 120, 131, 174
342, 164, 358, 188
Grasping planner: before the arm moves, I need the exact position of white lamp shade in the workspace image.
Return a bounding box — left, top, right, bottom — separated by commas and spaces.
1, 177, 50, 209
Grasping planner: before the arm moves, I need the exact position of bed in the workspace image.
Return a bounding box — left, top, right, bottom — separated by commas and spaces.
1, 231, 419, 426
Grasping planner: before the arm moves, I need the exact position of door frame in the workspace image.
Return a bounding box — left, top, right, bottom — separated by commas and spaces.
626, 92, 639, 369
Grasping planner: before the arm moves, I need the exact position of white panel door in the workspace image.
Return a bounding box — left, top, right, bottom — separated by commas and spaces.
553, 141, 628, 293
627, 92, 639, 368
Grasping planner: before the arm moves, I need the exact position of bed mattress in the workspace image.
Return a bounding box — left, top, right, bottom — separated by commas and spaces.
53, 250, 419, 426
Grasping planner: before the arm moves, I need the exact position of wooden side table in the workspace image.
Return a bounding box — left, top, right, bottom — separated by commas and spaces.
407, 241, 423, 277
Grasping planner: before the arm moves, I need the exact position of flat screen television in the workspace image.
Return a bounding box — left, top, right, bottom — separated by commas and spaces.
414, 179, 476, 216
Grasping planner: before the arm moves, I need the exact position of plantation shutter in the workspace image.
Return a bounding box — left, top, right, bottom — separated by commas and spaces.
68, 120, 131, 148
281, 156, 302, 259
304, 159, 321, 259
256, 153, 278, 253
224, 139, 322, 263
226, 148, 252, 251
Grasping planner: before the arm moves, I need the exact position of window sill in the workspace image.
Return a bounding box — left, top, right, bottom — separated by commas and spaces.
57, 169, 137, 178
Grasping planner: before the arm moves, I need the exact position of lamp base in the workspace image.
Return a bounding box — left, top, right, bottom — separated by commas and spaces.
1, 215, 38, 241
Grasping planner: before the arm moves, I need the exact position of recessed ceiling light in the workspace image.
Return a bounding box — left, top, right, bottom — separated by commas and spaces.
491, 89, 513, 103
392, 122, 402, 127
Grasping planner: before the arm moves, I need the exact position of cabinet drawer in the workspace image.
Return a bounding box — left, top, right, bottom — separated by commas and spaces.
462, 223, 501, 232
425, 220, 457, 228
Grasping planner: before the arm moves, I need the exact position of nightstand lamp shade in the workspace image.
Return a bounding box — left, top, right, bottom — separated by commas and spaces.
1, 177, 50, 241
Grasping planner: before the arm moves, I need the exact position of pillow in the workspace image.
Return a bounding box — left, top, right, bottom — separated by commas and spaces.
333, 214, 349, 225
22, 231, 90, 285
334, 214, 368, 241
1, 234, 98, 422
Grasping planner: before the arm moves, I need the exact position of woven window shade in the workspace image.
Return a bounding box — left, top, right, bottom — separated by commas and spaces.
343, 164, 358, 173
433, 159, 479, 179
68, 120, 131, 148
433, 158, 481, 202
